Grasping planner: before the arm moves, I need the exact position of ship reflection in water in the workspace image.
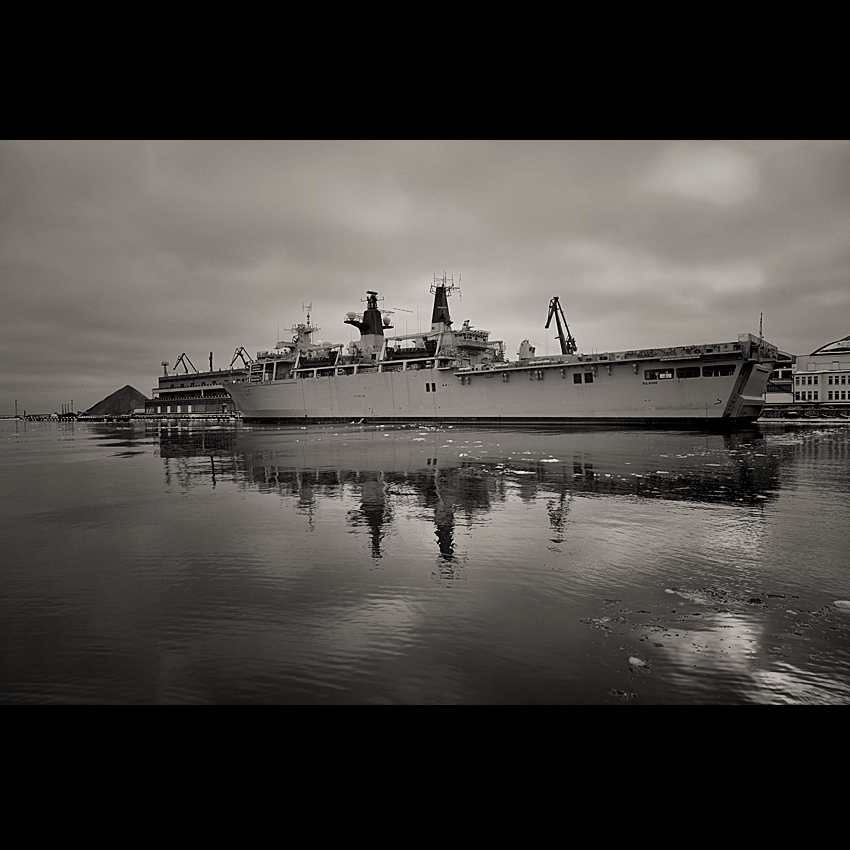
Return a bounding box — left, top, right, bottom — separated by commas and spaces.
2, 419, 849, 703
155, 423, 785, 569
148, 422, 850, 704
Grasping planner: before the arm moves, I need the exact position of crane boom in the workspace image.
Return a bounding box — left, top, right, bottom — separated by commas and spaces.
545, 297, 577, 355
229, 347, 253, 369
173, 353, 198, 373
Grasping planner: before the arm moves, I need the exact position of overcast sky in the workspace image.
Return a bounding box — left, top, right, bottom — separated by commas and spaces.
2, 139, 848, 414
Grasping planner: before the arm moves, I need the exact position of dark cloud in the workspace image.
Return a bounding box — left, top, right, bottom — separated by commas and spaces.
1, 140, 848, 412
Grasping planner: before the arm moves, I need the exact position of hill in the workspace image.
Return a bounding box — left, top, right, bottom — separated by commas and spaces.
85, 385, 149, 416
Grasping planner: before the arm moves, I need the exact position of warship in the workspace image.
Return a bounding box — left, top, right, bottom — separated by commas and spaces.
221, 275, 778, 427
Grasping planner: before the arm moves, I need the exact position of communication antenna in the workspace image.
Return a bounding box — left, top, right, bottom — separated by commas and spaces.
431, 271, 461, 299
161, 361, 169, 376
393, 306, 413, 335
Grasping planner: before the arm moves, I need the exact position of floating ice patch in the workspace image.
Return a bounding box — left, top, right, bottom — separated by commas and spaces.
540, 458, 559, 463
412, 438, 425, 441
629, 657, 646, 668
835, 600, 850, 610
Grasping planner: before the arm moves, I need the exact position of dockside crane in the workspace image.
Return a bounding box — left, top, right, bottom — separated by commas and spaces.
229, 347, 253, 369
173, 353, 198, 373
545, 297, 577, 355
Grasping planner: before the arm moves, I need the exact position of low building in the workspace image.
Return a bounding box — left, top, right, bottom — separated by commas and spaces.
791, 335, 850, 408
144, 368, 247, 417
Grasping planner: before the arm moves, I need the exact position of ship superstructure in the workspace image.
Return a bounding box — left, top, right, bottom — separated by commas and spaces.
222, 275, 778, 427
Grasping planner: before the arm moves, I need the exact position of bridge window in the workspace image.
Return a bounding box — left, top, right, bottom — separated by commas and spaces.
644, 369, 674, 380
676, 367, 701, 378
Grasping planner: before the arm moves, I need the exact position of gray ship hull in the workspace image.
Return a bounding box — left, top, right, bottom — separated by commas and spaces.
222, 341, 775, 429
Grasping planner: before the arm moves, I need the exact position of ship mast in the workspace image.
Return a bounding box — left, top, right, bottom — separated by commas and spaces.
430, 272, 460, 332
545, 296, 577, 355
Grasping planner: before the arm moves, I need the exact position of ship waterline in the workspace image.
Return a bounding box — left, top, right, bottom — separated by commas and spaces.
222, 278, 778, 427
223, 344, 775, 426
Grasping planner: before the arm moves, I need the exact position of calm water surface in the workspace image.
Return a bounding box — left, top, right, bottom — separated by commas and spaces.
2, 418, 849, 704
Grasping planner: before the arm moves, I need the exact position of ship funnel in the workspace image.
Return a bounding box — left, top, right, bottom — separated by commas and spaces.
431, 285, 452, 329
344, 291, 391, 338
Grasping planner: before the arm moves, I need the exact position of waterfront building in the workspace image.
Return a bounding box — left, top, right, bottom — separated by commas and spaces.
145, 368, 247, 417
792, 335, 850, 408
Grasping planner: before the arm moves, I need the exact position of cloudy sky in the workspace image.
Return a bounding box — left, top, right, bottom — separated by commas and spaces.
2, 139, 848, 414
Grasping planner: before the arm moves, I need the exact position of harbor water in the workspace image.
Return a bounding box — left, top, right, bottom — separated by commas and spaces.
1, 418, 849, 704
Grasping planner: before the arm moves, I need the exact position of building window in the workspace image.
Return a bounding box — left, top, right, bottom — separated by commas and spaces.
157, 406, 162, 414
187, 405, 192, 413
814, 376, 819, 385
829, 391, 834, 400
795, 392, 800, 400
814, 391, 819, 400
166, 405, 171, 413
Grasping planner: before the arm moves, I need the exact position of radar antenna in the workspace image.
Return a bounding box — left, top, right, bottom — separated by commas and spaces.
545, 297, 577, 355
431, 271, 461, 298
